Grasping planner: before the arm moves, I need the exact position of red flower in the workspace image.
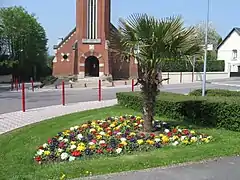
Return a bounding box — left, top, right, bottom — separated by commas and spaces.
100, 143, 107, 147
38, 146, 44, 150
167, 132, 172, 137
107, 148, 113, 152
35, 156, 41, 162
96, 149, 103, 154
140, 133, 145, 138
150, 133, 155, 138
91, 139, 97, 144
58, 142, 65, 148
183, 129, 189, 135
48, 138, 52, 144
172, 128, 178, 133
72, 151, 81, 157
118, 144, 124, 148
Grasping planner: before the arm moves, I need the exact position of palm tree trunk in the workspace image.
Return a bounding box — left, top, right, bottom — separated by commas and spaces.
141, 78, 158, 132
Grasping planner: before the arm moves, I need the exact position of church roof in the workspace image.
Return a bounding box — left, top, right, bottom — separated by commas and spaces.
53, 27, 76, 49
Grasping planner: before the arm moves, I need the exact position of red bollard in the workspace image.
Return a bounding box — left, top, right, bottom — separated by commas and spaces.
22, 82, 25, 112
11, 79, 14, 91
131, 79, 134, 92
180, 72, 182, 83
98, 80, 102, 101
16, 79, 18, 91
31, 78, 34, 92
62, 81, 65, 106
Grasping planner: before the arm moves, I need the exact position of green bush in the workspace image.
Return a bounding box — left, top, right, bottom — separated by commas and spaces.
189, 89, 240, 97
116, 92, 240, 131
161, 59, 224, 72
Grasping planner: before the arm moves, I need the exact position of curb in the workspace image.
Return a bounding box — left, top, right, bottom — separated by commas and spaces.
210, 82, 240, 87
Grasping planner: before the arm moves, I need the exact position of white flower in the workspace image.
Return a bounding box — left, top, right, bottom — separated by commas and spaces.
162, 122, 167, 125
58, 148, 63, 153
77, 134, 83, 140
70, 127, 75, 131
61, 152, 69, 160
70, 145, 77, 150
172, 141, 179, 146
74, 126, 79, 130
181, 136, 186, 141
58, 137, 63, 141
63, 138, 69, 143
120, 138, 127, 142
37, 149, 44, 155
154, 138, 161, 143
99, 131, 106, 136
69, 156, 76, 162
90, 128, 96, 132
99, 140, 106, 145
138, 124, 143, 127
89, 142, 95, 146
164, 129, 170, 133
116, 132, 122, 135
42, 143, 48, 148
178, 129, 182, 133
116, 148, 122, 154
191, 137, 197, 142
200, 135, 203, 139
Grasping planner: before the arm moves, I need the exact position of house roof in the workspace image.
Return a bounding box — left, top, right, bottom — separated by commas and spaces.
53, 27, 76, 49
217, 27, 240, 50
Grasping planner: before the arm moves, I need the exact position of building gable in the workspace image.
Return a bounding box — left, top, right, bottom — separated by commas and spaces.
53, 27, 76, 50
217, 27, 240, 50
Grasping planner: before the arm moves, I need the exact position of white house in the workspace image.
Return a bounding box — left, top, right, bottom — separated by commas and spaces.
217, 27, 240, 72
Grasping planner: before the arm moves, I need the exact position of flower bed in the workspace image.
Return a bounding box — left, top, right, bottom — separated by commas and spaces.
34, 115, 212, 164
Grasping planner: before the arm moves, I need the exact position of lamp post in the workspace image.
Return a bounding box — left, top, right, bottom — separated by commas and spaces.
202, 0, 210, 96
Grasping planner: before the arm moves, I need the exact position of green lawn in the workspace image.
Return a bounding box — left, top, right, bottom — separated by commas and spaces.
0, 105, 239, 180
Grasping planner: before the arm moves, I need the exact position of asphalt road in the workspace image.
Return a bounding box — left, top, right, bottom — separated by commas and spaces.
0, 81, 240, 114
79, 156, 240, 180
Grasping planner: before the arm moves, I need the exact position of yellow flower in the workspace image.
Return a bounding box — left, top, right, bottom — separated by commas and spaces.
97, 127, 103, 132
130, 132, 136, 136
190, 130, 195, 134
137, 139, 144, 145
136, 116, 142, 120
89, 145, 96, 149
81, 124, 88, 128
96, 135, 102, 140
183, 140, 190, 144
44, 151, 50, 156
77, 145, 86, 151
162, 136, 169, 143
146, 139, 154, 145
190, 137, 197, 143
120, 141, 128, 146
173, 135, 179, 141
70, 141, 76, 145
159, 134, 164, 137
110, 123, 116, 128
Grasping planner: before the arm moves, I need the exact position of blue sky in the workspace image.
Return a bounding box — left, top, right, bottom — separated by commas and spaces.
2, 0, 239, 55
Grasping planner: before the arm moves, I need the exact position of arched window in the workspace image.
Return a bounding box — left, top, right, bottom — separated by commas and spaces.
87, 0, 97, 39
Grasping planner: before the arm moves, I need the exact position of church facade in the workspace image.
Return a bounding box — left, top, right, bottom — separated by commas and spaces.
52, 0, 138, 79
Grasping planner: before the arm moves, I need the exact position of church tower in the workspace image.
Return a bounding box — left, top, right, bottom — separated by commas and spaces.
76, 0, 111, 78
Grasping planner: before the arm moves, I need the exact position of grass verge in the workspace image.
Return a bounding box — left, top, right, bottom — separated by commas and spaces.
0, 105, 239, 180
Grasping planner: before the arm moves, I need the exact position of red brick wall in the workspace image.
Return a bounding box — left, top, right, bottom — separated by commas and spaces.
52, 31, 76, 76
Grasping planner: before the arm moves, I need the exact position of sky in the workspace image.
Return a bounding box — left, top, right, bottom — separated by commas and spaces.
1, 0, 240, 55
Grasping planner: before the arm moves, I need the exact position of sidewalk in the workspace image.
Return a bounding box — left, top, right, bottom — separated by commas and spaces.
0, 99, 117, 135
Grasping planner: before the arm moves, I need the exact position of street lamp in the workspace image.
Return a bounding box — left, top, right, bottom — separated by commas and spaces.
202, 0, 210, 96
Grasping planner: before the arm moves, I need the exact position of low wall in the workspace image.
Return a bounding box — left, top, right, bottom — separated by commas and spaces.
161, 72, 229, 84
0, 74, 12, 83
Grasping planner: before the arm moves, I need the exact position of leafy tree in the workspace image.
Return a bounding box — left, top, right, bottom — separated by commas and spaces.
194, 22, 222, 60
0, 6, 48, 80
110, 14, 201, 132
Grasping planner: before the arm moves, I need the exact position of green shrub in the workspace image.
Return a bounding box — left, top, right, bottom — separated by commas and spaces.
116, 92, 240, 131
161, 59, 224, 72
189, 89, 240, 97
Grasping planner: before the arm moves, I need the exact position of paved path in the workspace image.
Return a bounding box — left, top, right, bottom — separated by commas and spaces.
0, 99, 117, 135
78, 156, 240, 180
1, 82, 240, 114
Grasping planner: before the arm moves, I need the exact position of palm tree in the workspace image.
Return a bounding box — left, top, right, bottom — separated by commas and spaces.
110, 14, 202, 132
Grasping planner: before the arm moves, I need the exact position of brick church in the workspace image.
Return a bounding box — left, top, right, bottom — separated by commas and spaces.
52, 0, 138, 80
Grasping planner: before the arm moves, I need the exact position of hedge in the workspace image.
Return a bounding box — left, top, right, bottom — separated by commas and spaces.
116, 92, 240, 131
161, 59, 224, 72
189, 89, 240, 97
